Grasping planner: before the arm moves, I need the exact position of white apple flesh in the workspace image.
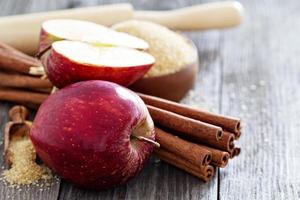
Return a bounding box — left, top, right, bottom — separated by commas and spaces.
39, 19, 149, 52
42, 40, 155, 88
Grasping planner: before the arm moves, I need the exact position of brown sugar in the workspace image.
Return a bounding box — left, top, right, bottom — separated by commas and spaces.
113, 20, 197, 78
2, 136, 52, 186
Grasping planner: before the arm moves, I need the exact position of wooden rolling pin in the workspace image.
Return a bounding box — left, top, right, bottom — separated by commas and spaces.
134, 1, 244, 30
0, 1, 244, 55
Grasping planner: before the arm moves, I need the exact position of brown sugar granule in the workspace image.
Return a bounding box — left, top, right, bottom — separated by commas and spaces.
2, 136, 52, 186
113, 20, 197, 78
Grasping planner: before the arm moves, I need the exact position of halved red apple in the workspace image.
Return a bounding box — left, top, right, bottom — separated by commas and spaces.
39, 19, 149, 52
42, 40, 155, 88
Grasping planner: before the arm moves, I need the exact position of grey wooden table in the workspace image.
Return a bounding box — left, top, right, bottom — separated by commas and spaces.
1, 0, 300, 199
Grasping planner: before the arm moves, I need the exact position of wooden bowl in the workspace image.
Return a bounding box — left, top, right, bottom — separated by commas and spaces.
130, 40, 199, 102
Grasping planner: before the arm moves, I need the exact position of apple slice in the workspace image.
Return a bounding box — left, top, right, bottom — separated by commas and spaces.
39, 19, 149, 52
42, 40, 155, 88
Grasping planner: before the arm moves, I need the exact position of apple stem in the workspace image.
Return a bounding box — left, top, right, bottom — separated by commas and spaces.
133, 135, 160, 148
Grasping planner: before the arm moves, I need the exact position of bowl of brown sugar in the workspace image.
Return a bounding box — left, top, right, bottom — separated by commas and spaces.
113, 20, 199, 102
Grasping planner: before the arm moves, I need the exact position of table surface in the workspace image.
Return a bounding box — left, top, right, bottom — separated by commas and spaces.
0, 0, 299, 199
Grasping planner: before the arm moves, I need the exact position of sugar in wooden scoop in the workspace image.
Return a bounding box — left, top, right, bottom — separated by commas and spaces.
2, 136, 52, 185
1, 105, 52, 186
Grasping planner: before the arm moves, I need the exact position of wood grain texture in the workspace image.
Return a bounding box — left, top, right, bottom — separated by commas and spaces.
0, 103, 61, 200
1, 0, 300, 199
58, 0, 220, 199
0, 2, 63, 200
219, 0, 300, 199
0, 0, 220, 199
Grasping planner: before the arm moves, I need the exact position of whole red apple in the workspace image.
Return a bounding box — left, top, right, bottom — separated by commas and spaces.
30, 80, 156, 190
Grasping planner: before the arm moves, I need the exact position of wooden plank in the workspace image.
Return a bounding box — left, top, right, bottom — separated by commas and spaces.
0, 0, 72, 16
0, 104, 61, 200
219, 0, 300, 199
0, 0, 244, 199
0, 0, 223, 198
57, 0, 220, 199
0, 0, 221, 199
0, 1, 64, 200
57, 32, 221, 200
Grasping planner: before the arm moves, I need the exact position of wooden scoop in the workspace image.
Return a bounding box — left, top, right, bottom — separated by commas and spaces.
3, 105, 32, 165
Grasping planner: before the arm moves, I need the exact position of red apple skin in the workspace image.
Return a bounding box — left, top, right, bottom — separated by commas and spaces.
42, 48, 153, 88
38, 28, 57, 53
29, 80, 155, 190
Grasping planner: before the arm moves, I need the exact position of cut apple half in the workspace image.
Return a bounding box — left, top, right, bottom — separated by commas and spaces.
42, 40, 155, 88
39, 19, 149, 52
52, 41, 154, 67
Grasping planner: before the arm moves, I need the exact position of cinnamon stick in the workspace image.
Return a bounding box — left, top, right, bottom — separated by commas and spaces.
156, 127, 230, 168
234, 130, 242, 139
234, 147, 241, 156
0, 87, 48, 106
139, 93, 241, 136
0, 88, 238, 154
0, 41, 44, 75
197, 144, 230, 168
0, 72, 52, 89
206, 131, 235, 153
154, 148, 214, 182
147, 105, 223, 147
155, 127, 212, 166
230, 147, 241, 158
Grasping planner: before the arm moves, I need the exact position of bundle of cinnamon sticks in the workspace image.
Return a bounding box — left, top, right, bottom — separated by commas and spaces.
0, 42, 242, 182
140, 93, 241, 181
0, 41, 52, 107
